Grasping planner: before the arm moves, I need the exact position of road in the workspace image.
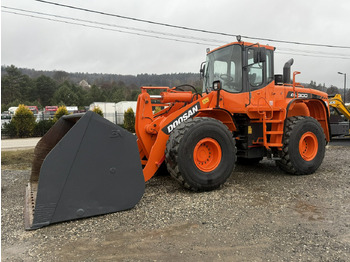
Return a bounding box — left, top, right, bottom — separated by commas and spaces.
1, 137, 41, 151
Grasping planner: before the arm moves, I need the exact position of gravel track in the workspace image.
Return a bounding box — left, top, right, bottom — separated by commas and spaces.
1, 144, 350, 261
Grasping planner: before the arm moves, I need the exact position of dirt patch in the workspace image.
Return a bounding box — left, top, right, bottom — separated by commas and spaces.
1, 145, 350, 261
1, 149, 34, 170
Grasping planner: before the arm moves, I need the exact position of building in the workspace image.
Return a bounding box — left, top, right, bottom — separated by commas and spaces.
115, 101, 137, 125
89, 101, 137, 124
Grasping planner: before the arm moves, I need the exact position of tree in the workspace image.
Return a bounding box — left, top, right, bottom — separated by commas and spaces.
84, 85, 106, 105
69, 82, 87, 107
52, 83, 79, 105
308, 80, 317, 89
33, 119, 54, 137
1, 65, 33, 104
321, 83, 326, 92
154, 106, 162, 114
110, 88, 125, 103
92, 106, 103, 117
346, 88, 350, 104
2, 121, 17, 137
53, 105, 69, 122
35, 75, 57, 106
127, 90, 141, 101
53, 70, 70, 84
327, 85, 340, 96
123, 107, 135, 132
11, 104, 36, 137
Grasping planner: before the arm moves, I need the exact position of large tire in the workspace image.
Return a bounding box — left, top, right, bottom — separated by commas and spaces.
165, 117, 236, 191
276, 116, 326, 175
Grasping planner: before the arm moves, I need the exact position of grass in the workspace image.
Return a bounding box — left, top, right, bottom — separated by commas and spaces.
1, 149, 34, 170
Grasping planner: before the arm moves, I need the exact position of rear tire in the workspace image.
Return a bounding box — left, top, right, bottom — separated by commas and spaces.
276, 116, 326, 175
165, 117, 236, 191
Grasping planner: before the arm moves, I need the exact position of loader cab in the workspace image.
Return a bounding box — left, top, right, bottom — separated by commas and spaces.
202, 42, 274, 94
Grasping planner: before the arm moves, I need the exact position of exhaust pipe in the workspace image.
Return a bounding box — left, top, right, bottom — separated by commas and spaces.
24, 111, 145, 230
283, 58, 294, 84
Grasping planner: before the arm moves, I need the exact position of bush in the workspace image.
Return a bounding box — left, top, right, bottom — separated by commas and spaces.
2, 121, 17, 138
33, 119, 55, 137
53, 106, 69, 122
92, 106, 103, 117
124, 107, 135, 133
11, 104, 36, 137
154, 106, 162, 114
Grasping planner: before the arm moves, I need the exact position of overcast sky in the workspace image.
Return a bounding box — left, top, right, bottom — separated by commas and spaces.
1, 0, 350, 88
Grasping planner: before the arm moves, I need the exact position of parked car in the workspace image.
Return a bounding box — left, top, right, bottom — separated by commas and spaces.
1, 113, 12, 129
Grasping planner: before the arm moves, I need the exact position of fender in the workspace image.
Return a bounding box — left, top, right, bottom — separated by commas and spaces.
196, 108, 237, 132
286, 99, 330, 141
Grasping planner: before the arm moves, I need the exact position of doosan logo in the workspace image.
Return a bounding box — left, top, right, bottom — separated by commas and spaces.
163, 103, 200, 135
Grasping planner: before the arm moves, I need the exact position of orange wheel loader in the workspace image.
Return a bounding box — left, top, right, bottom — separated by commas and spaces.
24, 41, 330, 230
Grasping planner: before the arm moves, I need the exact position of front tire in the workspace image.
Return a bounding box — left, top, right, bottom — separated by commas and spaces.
276, 116, 326, 175
165, 117, 236, 191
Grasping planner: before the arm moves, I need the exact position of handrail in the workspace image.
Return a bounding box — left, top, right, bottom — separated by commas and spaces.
292, 71, 301, 98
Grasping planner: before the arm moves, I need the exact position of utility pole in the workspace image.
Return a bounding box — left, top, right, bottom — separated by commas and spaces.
338, 72, 347, 103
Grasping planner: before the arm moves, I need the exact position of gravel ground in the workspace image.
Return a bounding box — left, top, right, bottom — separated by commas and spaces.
1, 144, 350, 261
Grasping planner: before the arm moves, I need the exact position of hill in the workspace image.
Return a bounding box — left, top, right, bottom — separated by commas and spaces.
1, 65, 202, 111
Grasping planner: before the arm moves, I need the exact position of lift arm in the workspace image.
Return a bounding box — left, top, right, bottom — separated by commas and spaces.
329, 94, 350, 120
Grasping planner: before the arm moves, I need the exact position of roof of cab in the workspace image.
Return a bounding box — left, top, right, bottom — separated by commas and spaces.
208, 41, 275, 54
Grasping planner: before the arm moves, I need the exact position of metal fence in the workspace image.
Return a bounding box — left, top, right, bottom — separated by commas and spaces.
105, 112, 136, 125
1, 112, 136, 138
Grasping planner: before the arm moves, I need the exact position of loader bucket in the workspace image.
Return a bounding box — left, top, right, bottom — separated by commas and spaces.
24, 111, 145, 230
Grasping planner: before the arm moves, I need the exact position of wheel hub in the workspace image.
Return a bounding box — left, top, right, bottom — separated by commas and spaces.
193, 138, 222, 172
299, 132, 318, 161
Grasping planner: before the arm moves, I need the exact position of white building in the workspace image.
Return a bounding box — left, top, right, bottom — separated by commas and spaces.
115, 101, 137, 125
89, 102, 116, 123
89, 102, 137, 124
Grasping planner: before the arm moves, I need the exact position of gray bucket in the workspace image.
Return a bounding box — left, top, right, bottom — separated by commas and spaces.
24, 111, 145, 230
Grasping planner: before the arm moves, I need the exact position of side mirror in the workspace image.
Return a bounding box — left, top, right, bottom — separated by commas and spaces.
254, 47, 266, 63
200, 62, 206, 79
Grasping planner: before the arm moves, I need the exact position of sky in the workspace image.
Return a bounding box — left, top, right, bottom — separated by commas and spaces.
1, 0, 350, 88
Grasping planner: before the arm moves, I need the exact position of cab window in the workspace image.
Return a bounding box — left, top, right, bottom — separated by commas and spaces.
266, 50, 273, 83
203, 44, 242, 93
247, 49, 263, 87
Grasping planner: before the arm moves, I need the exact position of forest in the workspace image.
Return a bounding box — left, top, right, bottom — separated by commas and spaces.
1, 65, 202, 112
1, 65, 348, 113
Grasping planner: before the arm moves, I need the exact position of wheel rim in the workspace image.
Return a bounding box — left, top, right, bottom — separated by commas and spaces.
299, 132, 318, 161
193, 138, 222, 172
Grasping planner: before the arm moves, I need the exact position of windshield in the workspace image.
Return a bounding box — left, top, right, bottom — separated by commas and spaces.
203, 44, 242, 93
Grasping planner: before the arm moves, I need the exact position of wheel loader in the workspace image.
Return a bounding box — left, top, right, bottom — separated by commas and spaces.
328, 94, 350, 136
25, 41, 330, 230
